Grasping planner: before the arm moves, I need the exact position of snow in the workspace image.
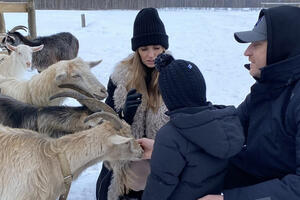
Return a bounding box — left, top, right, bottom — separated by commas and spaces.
2, 8, 260, 199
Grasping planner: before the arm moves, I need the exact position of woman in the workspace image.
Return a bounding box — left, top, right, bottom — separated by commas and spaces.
96, 7, 169, 200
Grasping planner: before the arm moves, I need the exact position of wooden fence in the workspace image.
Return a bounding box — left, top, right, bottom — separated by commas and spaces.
1, 0, 300, 10
0, 0, 37, 38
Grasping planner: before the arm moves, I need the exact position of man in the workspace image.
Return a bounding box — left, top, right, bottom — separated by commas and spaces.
199, 5, 300, 200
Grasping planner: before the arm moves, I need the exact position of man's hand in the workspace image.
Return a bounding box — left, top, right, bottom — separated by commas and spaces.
198, 195, 224, 200
136, 138, 154, 159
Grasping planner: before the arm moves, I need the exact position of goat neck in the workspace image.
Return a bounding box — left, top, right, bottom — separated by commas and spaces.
28, 65, 66, 106
54, 121, 119, 178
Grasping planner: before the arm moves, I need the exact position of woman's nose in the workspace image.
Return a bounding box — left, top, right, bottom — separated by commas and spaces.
147, 50, 155, 58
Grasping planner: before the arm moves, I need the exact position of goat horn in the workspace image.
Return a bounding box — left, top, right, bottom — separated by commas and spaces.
49, 91, 118, 115
84, 112, 123, 130
88, 60, 102, 68
57, 84, 95, 98
80, 98, 117, 115
6, 42, 16, 52
9, 25, 28, 33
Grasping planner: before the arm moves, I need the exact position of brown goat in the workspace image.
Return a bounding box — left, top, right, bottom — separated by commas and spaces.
0, 112, 143, 200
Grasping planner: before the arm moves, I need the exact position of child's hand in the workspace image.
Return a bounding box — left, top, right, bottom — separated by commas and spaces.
136, 138, 154, 159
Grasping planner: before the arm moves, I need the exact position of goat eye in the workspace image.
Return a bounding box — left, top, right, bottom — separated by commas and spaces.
72, 74, 81, 79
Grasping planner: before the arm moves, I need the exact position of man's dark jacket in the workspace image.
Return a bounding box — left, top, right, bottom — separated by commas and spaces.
224, 6, 300, 200
142, 105, 244, 200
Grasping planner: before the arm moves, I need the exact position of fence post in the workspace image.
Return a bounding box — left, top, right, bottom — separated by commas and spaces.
27, 0, 37, 39
0, 13, 5, 33
81, 14, 86, 28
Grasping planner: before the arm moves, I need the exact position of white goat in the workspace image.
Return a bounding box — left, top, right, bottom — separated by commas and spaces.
0, 112, 143, 200
0, 57, 107, 106
0, 43, 43, 79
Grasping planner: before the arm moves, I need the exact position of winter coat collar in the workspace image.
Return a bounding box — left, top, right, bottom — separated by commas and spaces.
251, 54, 300, 99
260, 54, 300, 86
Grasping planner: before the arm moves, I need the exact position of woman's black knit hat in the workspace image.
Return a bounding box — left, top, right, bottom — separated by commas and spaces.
131, 7, 169, 51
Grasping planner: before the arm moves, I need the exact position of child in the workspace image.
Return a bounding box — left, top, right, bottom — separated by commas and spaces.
141, 54, 245, 200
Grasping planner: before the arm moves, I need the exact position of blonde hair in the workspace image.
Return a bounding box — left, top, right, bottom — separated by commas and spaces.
122, 51, 162, 112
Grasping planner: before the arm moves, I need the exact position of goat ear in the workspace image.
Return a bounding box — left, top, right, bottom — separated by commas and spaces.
108, 135, 132, 145
88, 60, 102, 68
6, 43, 16, 52
55, 72, 67, 81
31, 44, 44, 52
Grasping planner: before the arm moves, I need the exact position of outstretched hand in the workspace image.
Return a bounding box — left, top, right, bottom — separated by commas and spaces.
198, 195, 224, 200
136, 138, 154, 159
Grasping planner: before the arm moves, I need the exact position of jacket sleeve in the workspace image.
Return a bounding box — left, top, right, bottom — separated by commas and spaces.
142, 129, 186, 200
224, 100, 300, 200
105, 77, 117, 111
236, 94, 250, 139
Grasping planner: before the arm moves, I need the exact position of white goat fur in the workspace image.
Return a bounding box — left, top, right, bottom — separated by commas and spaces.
0, 120, 143, 200
0, 44, 43, 79
0, 57, 106, 106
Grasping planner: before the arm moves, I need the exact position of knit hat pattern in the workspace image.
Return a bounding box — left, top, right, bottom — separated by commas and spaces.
155, 54, 207, 111
131, 7, 169, 51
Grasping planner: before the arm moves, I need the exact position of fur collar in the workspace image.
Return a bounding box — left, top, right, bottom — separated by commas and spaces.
110, 54, 169, 139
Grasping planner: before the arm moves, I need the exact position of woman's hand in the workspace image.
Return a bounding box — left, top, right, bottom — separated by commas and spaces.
198, 195, 223, 200
136, 138, 154, 159
122, 89, 142, 125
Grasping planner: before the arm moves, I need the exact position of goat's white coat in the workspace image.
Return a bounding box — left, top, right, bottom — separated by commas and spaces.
0, 44, 43, 79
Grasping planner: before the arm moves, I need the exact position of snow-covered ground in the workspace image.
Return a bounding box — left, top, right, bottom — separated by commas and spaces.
3, 8, 260, 199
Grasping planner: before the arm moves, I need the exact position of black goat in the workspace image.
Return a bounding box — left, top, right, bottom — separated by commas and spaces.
3, 26, 79, 72
0, 94, 93, 138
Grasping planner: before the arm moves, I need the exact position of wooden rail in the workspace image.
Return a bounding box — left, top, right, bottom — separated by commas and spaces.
0, 2, 28, 12
0, 0, 37, 39
261, 2, 300, 8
